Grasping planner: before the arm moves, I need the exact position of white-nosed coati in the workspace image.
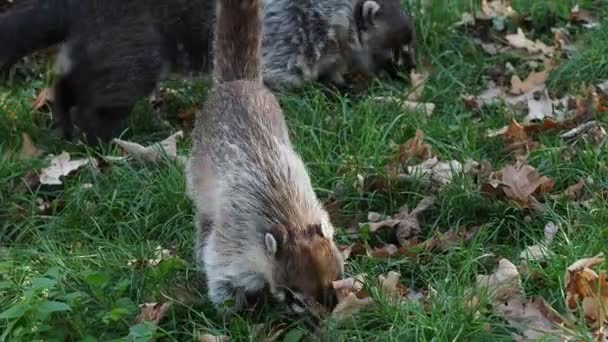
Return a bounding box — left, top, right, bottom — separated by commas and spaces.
186, 0, 344, 314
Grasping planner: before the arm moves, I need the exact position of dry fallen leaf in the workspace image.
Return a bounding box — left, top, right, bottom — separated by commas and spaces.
520, 222, 559, 262
377, 271, 408, 304
128, 246, 174, 267
475, 259, 571, 340
525, 90, 553, 123
39, 152, 97, 185
373, 96, 435, 116
408, 70, 429, 102
392, 129, 435, 167
501, 163, 554, 207
506, 28, 555, 55
561, 121, 607, 145
500, 118, 540, 161
20, 132, 41, 159
32, 87, 54, 111
133, 302, 172, 325
418, 226, 480, 253
564, 254, 608, 339
550, 178, 586, 201
331, 275, 371, 320
481, 0, 516, 18
113, 130, 184, 163
407, 157, 463, 185
570, 5, 600, 29
481, 162, 554, 208
510, 70, 551, 96
476, 258, 522, 302
359, 196, 434, 247
199, 334, 229, 342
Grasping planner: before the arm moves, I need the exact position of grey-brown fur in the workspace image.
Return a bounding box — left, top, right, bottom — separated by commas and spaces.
261, 0, 415, 90
187, 0, 343, 313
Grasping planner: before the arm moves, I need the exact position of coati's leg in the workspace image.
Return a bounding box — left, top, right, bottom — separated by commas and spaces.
51, 75, 76, 141
73, 105, 131, 145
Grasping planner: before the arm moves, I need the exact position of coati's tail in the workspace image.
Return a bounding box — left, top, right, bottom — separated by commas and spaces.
0, 0, 70, 70
214, 0, 262, 83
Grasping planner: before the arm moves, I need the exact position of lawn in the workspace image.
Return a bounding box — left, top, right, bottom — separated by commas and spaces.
1, 0, 608, 341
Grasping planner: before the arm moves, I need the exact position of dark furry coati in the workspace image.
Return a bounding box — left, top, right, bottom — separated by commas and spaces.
186, 0, 344, 314
0, 0, 215, 142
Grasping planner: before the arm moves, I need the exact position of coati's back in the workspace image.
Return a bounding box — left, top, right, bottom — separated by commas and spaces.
188, 0, 343, 313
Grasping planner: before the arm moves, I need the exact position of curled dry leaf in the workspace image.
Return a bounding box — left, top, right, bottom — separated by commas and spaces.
20, 132, 41, 159
520, 222, 559, 262
113, 130, 184, 163
550, 178, 586, 201
199, 334, 229, 342
331, 275, 371, 320
32, 87, 54, 111
476, 259, 522, 302
570, 5, 600, 29
39, 152, 97, 185
359, 196, 434, 248
500, 118, 540, 161
475, 259, 571, 340
133, 302, 172, 325
377, 271, 408, 304
561, 121, 607, 145
506, 28, 554, 55
408, 70, 429, 102
392, 129, 435, 167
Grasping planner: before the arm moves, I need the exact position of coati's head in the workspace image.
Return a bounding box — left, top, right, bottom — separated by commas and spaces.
264, 222, 344, 314
354, 0, 416, 78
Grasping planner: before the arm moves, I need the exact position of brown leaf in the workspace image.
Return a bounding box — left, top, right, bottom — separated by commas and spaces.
500, 118, 540, 161
506, 28, 555, 55
510, 70, 551, 96
481, 0, 516, 18
408, 70, 429, 102
482, 162, 554, 208
331, 275, 372, 320
550, 179, 586, 201
133, 302, 172, 325
393, 129, 435, 166
370, 244, 399, 258
39, 152, 97, 185
113, 131, 184, 163
418, 226, 480, 253
20, 133, 41, 159
32, 87, 54, 111
570, 5, 600, 28
199, 334, 229, 342
476, 259, 523, 302
520, 222, 559, 262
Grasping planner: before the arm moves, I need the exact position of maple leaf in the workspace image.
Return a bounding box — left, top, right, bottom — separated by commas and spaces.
501, 163, 554, 206
113, 130, 184, 163
39, 152, 97, 185
133, 302, 172, 325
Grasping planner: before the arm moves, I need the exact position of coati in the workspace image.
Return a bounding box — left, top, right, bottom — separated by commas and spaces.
261, 0, 416, 90
52, 8, 165, 142
0, 0, 215, 142
186, 0, 344, 314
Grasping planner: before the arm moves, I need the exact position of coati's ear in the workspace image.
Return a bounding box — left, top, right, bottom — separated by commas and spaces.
362, 1, 381, 26
265, 224, 287, 256
308, 222, 332, 239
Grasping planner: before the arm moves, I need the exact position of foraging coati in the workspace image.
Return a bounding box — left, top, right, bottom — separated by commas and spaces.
261, 0, 416, 90
186, 0, 344, 314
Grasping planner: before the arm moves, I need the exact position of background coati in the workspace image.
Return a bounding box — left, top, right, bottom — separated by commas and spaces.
186, 0, 344, 314
52, 7, 165, 142
262, 0, 416, 90
0, 0, 215, 142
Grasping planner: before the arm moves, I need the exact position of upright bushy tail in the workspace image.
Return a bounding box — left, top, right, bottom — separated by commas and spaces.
0, 0, 70, 70
213, 0, 262, 83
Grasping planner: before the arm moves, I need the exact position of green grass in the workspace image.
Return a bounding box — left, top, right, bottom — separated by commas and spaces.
2, 0, 608, 341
